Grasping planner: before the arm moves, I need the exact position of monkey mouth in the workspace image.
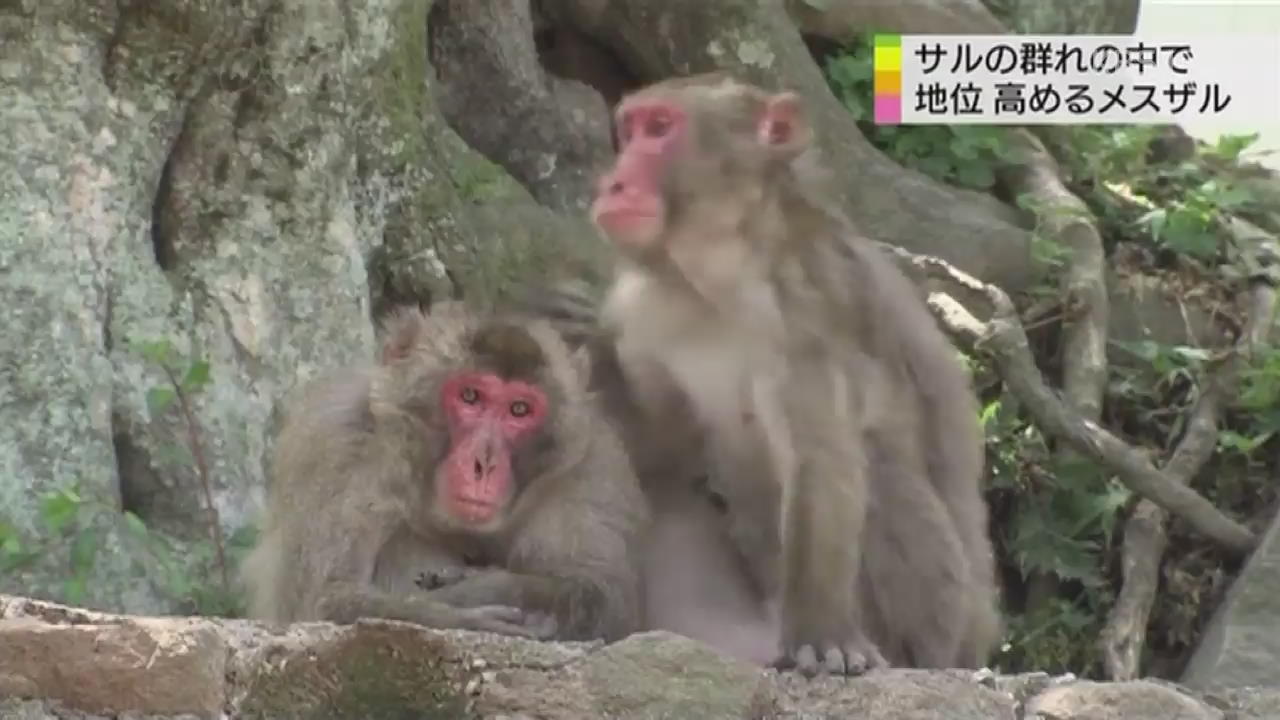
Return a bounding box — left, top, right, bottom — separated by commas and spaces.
592, 210, 662, 249
452, 496, 498, 521
594, 208, 657, 230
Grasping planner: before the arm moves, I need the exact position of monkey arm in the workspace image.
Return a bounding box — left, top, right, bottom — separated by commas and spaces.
293, 495, 552, 639
317, 578, 552, 638
417, 568, 559, 609
775, 355, 885, 675
423, 563, 636, 642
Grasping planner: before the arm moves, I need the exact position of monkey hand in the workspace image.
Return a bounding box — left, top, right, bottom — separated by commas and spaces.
775, 621, 888, 678
415, 566, 487, 591
448, 604, 559, 640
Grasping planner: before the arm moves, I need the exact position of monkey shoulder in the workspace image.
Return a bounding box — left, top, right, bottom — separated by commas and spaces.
269, 367, 410, 498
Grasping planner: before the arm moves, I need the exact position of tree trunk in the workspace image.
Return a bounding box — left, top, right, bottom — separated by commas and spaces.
983, 0, 1142, 34
0, 0, 600, 614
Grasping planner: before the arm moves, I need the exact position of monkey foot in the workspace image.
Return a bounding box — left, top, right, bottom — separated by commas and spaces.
453, 604, 559, 640
773, 639, 888, 678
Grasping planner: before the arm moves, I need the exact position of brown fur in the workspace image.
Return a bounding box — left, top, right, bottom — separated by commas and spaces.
535, 73, 1001, 672
240, 302, 650, 642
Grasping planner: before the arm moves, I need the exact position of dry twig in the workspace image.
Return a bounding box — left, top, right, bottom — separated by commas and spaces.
1099, 220, 1280, 680
999, 128, 1112, 611
877, 242, 1258, 553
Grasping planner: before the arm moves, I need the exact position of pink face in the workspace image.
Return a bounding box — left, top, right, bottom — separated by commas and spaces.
589, 98, 686, 250
438, 371, 548, 526
589, 88, 806, 253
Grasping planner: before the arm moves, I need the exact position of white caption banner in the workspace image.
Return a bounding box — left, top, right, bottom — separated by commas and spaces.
894, 34, 1280, 127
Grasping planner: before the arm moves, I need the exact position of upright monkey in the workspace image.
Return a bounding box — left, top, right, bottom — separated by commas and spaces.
558, 73, 1002, 674
241, 302, 649, 642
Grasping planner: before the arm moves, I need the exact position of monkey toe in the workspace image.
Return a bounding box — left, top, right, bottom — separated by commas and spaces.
835, 641, 886, 675
776, 638, 886, 678
792, 644, 821, 677
525, 611, 560, 640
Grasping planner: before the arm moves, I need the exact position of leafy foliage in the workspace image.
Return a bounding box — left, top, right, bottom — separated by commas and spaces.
822, 37, 1280, 678
0, 337, 253, 617
824, 35, 1016, 191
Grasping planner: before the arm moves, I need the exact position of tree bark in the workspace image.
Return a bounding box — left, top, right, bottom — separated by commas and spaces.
534, 0, 1036, 290
0, 0, 603, 614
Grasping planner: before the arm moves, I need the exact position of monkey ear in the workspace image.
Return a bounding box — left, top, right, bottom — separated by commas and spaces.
757, 92, 811, 157
379, 306, 428, 365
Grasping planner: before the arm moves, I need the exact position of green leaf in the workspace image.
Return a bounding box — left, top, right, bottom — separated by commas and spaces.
841, 94, 866, 122
979, 400, 1002, 428
1, 534, 23, 557
1138, 208, 1167, 240
1169, 345, 1211, 364
227, 524, 260, 552
63, 576, 87, 605
124, 511, 149, 540
181, 360, 211, 392
1209, 132, 1259, 161
70, 529, 98, 574
146, 387, 177, 416
948, 136, 980, 161
40, 490, 82, 534
1113, 339, 1161, 363
1204, 183, 1254, 210
1218, 429, 1270, 454
0, 541, 40, 572
129, 338, 174, 367
954, 161, 996, 189
913, 154, 954, 181
1160, 209, 1217, 259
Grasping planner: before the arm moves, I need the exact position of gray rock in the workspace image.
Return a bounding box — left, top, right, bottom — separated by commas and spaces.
3, 593, 1277, 720
1183, 506, 1280, 689
1025, 679, 1223, 720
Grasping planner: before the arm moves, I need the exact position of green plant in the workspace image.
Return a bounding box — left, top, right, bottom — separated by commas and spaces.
0, 488, 98, 604
980, 390, 1129, 675
823, 36, 1015, 191
0, 486, 244, 611
129, 337, 230, 599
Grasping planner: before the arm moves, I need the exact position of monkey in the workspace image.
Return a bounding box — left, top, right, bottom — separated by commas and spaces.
528, 72, 1002, 675
239, 302, 650, 643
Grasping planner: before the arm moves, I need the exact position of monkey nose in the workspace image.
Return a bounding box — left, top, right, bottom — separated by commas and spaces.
471, 456, 498, 479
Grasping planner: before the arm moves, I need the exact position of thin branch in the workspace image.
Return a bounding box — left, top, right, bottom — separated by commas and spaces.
161, 366, 230, 596
999, 128, 1112, 612
1100, 220, 1280, 680
878, 242, 1258, 553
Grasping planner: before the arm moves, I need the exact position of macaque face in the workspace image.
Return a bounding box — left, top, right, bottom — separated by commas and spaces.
589, 81, 809, 256
590, 97, 685, 251
436, 370, 549, 527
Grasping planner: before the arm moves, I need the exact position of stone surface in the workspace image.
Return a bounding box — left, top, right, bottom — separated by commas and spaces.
1182, 506, 1280, 689
0, 0, 603, 617
1026, 679, 1224, 720
2, 594, 1276, 720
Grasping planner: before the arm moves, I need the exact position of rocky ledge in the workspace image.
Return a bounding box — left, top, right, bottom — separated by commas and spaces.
0, 594, 1276, 719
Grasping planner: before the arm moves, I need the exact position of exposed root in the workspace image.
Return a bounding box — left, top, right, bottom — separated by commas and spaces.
877, 242, 1258, 554
1099, 219, 1280, 680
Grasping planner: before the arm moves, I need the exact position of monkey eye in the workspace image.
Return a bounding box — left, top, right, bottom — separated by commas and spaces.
509, 400, 531, 418
644, 113, 671, 138
460, 387, 480, 404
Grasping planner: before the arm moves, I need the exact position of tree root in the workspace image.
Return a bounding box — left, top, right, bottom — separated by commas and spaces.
998, 128, 1113, 614
1099, 219, 1280, 680
877, 242, 1259, 554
